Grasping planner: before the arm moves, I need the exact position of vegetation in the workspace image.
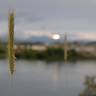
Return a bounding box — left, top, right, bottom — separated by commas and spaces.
79, 76, 96, 96
8, 11, 15, 75
0, 43, 95, 62
14, 47, 96, 61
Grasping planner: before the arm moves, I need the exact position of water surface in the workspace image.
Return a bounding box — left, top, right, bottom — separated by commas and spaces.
0, 60, 96, 96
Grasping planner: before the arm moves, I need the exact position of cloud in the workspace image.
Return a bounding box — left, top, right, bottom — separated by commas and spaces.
74, 32, 96, 41
0, 19, 96, 42
0, 0, 96, 42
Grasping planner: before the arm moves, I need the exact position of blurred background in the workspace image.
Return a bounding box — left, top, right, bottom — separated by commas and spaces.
0, 0, 96, 96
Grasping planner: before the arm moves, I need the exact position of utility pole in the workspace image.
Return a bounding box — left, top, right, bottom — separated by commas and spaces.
64, 33, 68, 63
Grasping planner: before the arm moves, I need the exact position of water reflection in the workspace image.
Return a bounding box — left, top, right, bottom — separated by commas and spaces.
52, 63, 61, 85
1, 60, 96, 96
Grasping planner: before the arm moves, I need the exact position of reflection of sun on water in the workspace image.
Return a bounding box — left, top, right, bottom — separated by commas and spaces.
52, 34, 60, 40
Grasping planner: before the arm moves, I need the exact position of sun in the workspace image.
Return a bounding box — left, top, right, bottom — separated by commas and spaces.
52, 34, 60, 40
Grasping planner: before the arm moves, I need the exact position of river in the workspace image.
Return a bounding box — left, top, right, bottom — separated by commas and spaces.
0, 60, 96, 96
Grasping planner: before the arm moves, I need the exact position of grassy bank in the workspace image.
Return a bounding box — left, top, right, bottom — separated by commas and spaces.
0, 45, 95, 61
15, 48, 96, 61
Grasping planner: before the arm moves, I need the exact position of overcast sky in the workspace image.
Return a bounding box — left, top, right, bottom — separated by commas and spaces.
0, 0, 96, 41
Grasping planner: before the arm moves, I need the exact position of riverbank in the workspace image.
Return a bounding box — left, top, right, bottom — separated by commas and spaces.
0, 45, 96, 61
9, 48, 96, 61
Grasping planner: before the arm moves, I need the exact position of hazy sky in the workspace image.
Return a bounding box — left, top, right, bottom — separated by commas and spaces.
0, 0, 96, 41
